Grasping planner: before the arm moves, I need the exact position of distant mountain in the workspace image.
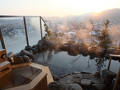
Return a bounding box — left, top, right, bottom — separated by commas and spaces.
95, 8, 120, 19
47, 8, 120, 25
82, 8, 120, 24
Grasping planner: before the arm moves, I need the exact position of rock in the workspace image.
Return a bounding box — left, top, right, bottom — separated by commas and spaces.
91, 78, 104, 84
37, 40, 47, 51
49, 72, 110, 90
68, 51, 78, 56
37, 40, 43, 46
67, 44, 79, 56
32, 47, 39, 54
94, 71, 101, 78
67, 83, 83, 90
48, 82, 59, 90
89, 54, 96, 59
21, 50, 34, 59
53, 75, 60, 81
72, 74, 83, 84
23, 55, 31, 62
31, 45, 39, 54
13, 56, 25, 64
12, 49, 34, 64
102, 70, 116, 78
59, 83, 83, 90
92, 84, 105, 90
60, 44, 69, 51
72, 72, 81, 74
72, 73, 83, 79
7, 52, 14, 63
37, 39, 55, 51
59, 75, 73, 84
102, 69, 116, 84
80, 79, 92, 86
25, 46, 33, 51
7, 52, 14, 58
82, 73, 95, 79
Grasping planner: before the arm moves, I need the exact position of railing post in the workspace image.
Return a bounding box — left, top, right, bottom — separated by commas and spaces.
0, 28, 6, 49
107, 56, 112, 70
23, 16, 29, 46
113, 68, 120, 90
40, 16, 43, 39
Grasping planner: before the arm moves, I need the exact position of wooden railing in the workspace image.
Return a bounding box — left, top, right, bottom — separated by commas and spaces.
0, 27, 6, 49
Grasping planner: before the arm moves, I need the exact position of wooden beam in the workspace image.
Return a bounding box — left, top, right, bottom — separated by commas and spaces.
23, 16, 29, 46
107, 56, 112, 70
40, 16, 43, 39
110, 54, 120, 57
0, 49, 7, 63
30, 63, 54, 84
0, 61, 11, 78
108, 54, 120, 71
0, 15, 42, 17
0, 28, 6, 49
11, 63, 31, 69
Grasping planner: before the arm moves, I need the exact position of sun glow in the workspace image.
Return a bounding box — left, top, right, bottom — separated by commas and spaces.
46, 0, 119, 16
66, 0, 116, 12
0, 0, 119, 16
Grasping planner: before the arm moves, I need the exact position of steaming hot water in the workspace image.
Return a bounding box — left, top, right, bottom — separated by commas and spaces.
0, 17, 120, 76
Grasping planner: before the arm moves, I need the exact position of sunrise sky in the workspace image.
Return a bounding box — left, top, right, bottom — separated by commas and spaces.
0, 0, 120, 17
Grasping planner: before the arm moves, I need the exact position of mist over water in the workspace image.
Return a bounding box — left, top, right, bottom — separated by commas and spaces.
47, 16, 120, 48
0, 14, 120, 76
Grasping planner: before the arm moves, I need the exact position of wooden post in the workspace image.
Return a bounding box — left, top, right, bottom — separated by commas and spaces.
40, 16, 43, 39
113, 68, 120, 90
23, 16, 29, 46
0, 28, 6, 49
107, 56, 112, 70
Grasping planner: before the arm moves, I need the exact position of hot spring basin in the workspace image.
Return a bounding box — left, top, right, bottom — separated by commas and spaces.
0, 63, 53, 90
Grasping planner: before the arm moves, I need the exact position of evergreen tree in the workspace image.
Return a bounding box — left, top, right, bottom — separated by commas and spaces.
98, 20, 112, 52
